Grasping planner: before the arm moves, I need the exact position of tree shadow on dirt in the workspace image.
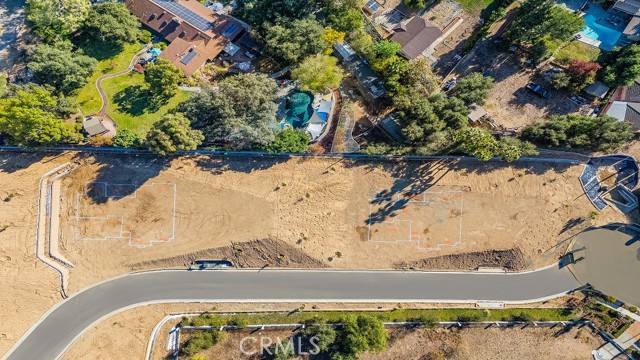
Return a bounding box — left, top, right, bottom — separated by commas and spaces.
0, 150, 68, 174
192, 155, 291, 174
71, 152, 171, 204
351, 156, 578, 224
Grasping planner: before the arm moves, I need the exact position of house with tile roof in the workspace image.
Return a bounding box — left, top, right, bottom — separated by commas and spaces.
125, 0, 244, 76
389, 16, 444, 60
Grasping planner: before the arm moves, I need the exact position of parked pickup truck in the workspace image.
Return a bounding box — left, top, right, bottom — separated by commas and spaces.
526, 83, 549, 98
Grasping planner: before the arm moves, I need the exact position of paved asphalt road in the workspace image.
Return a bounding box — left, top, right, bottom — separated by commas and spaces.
4, 268, 579, 360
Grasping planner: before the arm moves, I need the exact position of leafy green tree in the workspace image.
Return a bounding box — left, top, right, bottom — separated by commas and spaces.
179, 74, 278, 149
550, 72, 571, 90
267, 129, 310, 153
521, 114, 633, 152
429, 93, 469, 130
322, 0, 364, 33
0, 86, 82, 145
302, 324, 337, 353
403, 58, 441, 96
454, 73, 494, 105
235, 0, 319, 29
82, 3, 140, 47
373, 40, 401, 59
396, 92, 445, 142
29, 42, 97, 94
146, 113, 204, 155
180, 330, 222, 357
26, 0, 90, 42
336, 315, 387, 357
0, 72, 7, 97
455, 127, 497, 161
495, 137, 538, 162
404, 0, 427, 9
508, 0, 584, 45
144, 58, 182, 101
272, 342, 294, 360
265, 18, 325, 64
112, 129, 143, 148
291, 55, 343, 92
604, 45, 640, 87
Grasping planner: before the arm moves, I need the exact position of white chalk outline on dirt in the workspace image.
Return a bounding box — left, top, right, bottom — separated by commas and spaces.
74, 182, 177, 248
367, 189, 464, 251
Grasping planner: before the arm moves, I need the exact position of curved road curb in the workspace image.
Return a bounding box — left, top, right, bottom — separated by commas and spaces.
3, 266, 580, 360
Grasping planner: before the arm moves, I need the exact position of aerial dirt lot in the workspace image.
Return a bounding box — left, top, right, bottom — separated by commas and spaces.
0, 151, 625, 356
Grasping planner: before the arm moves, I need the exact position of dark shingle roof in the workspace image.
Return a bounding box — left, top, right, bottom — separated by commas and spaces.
390, 16, 443, 59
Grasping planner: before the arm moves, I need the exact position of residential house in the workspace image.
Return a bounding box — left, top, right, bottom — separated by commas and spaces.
125, 0, 244, 76
389, 16, 444, 60
333, 41, 387, 104
604, 79, 640, 128
612, 0, 640, 40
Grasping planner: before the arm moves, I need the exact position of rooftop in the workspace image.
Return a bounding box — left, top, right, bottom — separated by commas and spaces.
390, 16, 443, 59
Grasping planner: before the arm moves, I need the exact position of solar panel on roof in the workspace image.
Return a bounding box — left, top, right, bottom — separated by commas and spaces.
222, 23, 238, 38
181, 50, 197, 65
365, 0, 381, 12
151, 0, 214, 31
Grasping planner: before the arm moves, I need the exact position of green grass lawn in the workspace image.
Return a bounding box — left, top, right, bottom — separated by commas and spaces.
554, 41, 602, 64
457, 0, 498, 13
74, 42, 144, 115
101, 72, 191, 135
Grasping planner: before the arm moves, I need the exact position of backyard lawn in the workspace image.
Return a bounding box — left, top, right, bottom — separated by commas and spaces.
74, 42, 144, 115
456, 0, 498, 13
101, 72, 191, 135
554, 41, 602, 64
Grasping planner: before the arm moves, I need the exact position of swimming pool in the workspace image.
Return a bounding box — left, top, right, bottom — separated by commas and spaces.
579, 3, 624, 49
557, 0, 624, 50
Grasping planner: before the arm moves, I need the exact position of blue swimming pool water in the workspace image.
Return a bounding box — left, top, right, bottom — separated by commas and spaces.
579, 4, 623, 49
557, 1, 624, 50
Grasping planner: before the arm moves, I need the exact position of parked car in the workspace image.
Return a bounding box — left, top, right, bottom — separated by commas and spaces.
443, 77, 457, 91
526, 83, 549, 98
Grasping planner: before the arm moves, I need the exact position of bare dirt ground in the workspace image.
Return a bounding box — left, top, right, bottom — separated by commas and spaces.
361, 325, 603, 360
0, 151, 626, 356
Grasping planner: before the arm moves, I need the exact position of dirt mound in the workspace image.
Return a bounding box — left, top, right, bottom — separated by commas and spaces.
129, 238, 327, 270
394, 248, 528, 271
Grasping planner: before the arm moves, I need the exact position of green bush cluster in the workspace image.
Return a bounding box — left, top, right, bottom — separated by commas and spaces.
180, 330, 222, 357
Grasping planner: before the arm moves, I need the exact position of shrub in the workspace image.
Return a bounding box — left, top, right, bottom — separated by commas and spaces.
227, 313, 249, 328
509, 311, 534, 322
181, 330, 222, 356
629, 306, 638, 314
415, 315, 438, 328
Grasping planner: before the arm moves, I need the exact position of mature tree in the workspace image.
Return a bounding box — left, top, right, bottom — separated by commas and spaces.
454, 73, 494, 105
146, 113, 204, 155
302, 324, 337, 353
144, 59, 182, 101
26, 0, 90, 42
323, 27, 346, 53
455, 127, 497, 161
404, 0, 427, 9
565, 59, 601, 91
0, 86, 82, 145
112, 129, 143, 148
373, 40, 401, 59
550, 72, 571, 90
272, 343, 294, 360
179, 74, 278, 149
267, 129, 310, 153
430, 93, 469, 130
604, 45, 640, 87
235, 0, 319, 29
322, 0, 364, 33
82, 3, 140, 47
291, 55, 343, 92
495, 137, 539, 162
403, 58, 440, 96
521, 114, 633, 152
508, 0, 584, 45
265, 18, 325, 64
0, 72, 9, 98
396, 92, 445, 142
336, 315, 387, 357
29, 42, 97, 94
